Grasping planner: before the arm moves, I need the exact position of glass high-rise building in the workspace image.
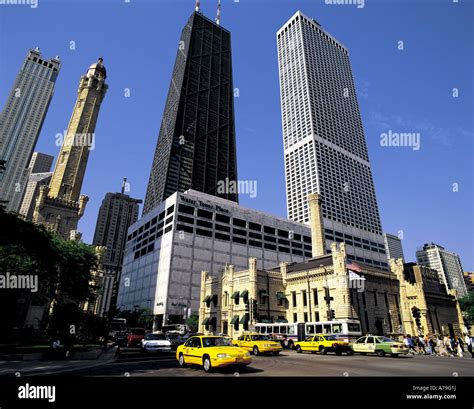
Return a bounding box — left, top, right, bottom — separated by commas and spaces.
0, 48, 60, 213
416, 243, 468, 298
277, 11, 387, 269
143, 10, 238, 215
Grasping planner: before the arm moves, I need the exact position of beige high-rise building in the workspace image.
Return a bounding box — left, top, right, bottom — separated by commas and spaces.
33, 58, 108, 239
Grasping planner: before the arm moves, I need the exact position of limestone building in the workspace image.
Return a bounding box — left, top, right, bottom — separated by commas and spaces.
391, 260, 466, 337
199, 195, 402, 337
33, 58, 108, 239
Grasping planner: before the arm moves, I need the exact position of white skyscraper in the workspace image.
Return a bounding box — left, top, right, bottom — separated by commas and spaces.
277, 11, 387, 269
416, 243, 468, 298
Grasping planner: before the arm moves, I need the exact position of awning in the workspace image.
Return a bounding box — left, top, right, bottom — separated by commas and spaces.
240, 290, 249, 298
231, 291, 240, 299
230, 316, 239, 324
276, 319, 288, 323
240, 315, 249, 324
202, 317, 210, 325
259, 290, 269, 297
276, 291, 286, 300
261, 319, 270, 323
204, 296, 211, 302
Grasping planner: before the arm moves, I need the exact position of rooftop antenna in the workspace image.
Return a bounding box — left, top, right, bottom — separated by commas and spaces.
195, 0, 200, 12
121, 177, 127, 194
215, 0, 221, 25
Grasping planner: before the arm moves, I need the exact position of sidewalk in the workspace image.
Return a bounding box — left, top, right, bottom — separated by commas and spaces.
0, 344, 118, 376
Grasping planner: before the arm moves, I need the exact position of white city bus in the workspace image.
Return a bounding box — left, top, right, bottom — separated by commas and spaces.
255, 319, 362, 348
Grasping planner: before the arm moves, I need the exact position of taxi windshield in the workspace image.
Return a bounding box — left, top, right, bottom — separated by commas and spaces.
250, 335, 271, 341
202, 337, 233, 347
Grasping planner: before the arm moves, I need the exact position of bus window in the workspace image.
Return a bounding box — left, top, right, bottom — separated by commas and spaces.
348, 323, 361, 332
315, 324, 322, 333
256, 327, 261, 333
266, 326, 272, 334
280, 326, 287, 334
332, 324, 342, 333
323, 324, 331, 334
288, 325, 296, 335
306, 324, 314, 334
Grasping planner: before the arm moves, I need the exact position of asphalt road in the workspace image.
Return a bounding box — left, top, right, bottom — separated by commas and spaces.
51, 348, 474, 377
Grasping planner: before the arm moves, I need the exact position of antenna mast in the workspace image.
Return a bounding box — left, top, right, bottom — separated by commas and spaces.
215, 0, 221, 25
195, 0, 200, 12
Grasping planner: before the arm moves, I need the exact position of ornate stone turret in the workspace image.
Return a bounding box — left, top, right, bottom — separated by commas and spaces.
33, 58, 108, 240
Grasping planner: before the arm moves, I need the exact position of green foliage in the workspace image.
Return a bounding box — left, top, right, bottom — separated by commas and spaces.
0, 207, 99, 342
186, 313, 199, 332
459, 292, 474, 322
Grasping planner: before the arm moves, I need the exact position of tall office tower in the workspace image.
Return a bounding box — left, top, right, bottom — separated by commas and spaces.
143, 6, 238, 215
416, 243, 468, 298
383, 233, 405, 262
0, 49, 60, 213
277, 11, 387, 269
91, 180, 141, 316
33, 58, 108, 239
27, 152, 54, 174
19, 152, 54, 221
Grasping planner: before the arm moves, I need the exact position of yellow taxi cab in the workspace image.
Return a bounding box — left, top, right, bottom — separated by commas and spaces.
176, 335, 251, 372
232, 333, 283, 356
294, 334, 353, 355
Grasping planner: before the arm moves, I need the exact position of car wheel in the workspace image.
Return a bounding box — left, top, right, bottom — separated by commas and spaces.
273, 351, 280, 356
296, 345, 302, 354
203, 356, 212, 373
377, 350, 386, 357
253, 346, 259, 356
346, 349, 354, 356
178, 353, 186, 367
319, 347, 327, 355
288, 341, 294, 350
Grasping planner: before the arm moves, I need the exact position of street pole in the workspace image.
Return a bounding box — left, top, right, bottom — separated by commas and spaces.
306, 271, 312, 322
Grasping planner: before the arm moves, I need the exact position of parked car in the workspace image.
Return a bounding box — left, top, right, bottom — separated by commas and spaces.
113, 330, 128, 347
141, 332, 172, 354
176, 335, 251, 373
295, 334, 352, 355
232, 334, 283, 356
126, 328, 146, 347
351, 335, 408, 357
165, 332, 183, 350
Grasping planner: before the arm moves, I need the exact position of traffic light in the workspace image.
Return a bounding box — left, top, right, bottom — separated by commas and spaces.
330, 309, 336, 320
252, 299, 258, 319
245, 302, 249, 313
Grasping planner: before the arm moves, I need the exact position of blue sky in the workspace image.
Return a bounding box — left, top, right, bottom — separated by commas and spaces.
0, 0, 472, 269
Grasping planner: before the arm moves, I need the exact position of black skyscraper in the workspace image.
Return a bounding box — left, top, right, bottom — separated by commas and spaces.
143, 10, 238, 215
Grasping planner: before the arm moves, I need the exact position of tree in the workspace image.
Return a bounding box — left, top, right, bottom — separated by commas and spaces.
186, 313, 199, 332
0, 207, 98, 343
459, 292, 474, 322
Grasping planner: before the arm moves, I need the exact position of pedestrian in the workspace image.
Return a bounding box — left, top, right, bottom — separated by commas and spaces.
464, 334, 473, 358
417, 336, 426, 354
458, 335, 464, 352
449, 336, 457, 357
437, 336, 448, 356
424, 336, 432, 355
429, 337, 437, 355
455, 337, 463, 358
